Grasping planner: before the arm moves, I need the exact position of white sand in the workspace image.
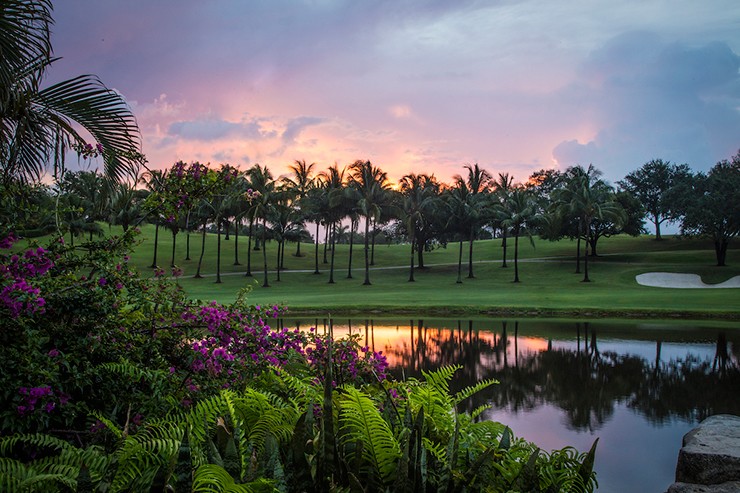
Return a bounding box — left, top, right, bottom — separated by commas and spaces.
635, 272, 740, 289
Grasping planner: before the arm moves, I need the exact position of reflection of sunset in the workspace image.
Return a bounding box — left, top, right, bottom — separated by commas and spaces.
309, 320, 552, 371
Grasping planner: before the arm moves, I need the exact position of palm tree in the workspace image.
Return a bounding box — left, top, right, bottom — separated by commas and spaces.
1, 1, 142, 186
500, 187, 536, 283
452, 163, 492, 279
399, 173, 440, 282
283, 159, 316, 257
491, 172, 514, 268
246, 164, 275, 287
444, 182, 472, 284
554, 165, 623, 282
348, 160, 391, 285
318, 164, 346, 284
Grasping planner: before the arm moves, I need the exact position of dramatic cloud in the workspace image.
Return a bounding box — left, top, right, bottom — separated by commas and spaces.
48, 1, 740, 183
553, 33, 740, 179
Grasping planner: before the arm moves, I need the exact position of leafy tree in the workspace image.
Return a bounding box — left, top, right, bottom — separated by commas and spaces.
681, 151, 740, 266
588, 190, 644, 255
0, 0, 142, 185
618, 159, 692, 240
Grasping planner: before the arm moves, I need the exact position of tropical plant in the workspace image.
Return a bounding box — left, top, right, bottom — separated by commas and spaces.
349, 160, 392, 285
0, 0, 142, 185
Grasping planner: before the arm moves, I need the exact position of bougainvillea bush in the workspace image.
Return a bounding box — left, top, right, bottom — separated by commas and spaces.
0, 229, 390, 438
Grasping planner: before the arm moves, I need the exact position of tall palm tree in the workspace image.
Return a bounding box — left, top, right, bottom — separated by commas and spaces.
399, 173, 440, 282
348, 160, 391, 285
283, 159, 316, 257
554, 165, 622, 282
491, 172, 514, 268
500, 187, 536, 283
452, 163, 492, 279
246, 164, 275, 287
444, 182, 472, 284
1, 0, 142, 185
318, 164, 346, 284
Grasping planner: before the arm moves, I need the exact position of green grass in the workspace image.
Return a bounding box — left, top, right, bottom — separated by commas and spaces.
82, 225, 738, 319
21, 225, 740, 318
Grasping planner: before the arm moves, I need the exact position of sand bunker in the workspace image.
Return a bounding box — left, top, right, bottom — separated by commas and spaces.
636, 272, 740, 289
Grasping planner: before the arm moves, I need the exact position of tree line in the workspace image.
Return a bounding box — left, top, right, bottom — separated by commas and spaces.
3, 152, 739, 288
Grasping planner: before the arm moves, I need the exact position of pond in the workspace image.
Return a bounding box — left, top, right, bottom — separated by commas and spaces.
283, 317, 740, 493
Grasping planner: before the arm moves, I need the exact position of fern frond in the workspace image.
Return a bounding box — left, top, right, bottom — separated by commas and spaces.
421, 364, 461, 396
453, 378, 498, 406
192, 463, 277, 492
0, 433, 74, 457
89, 411, 124, 440
470, 404, 492, 421
338, 386, 400, 484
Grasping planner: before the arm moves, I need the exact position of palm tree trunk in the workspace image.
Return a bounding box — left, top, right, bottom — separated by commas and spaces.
347, 218, 355, 279
245, 219, 253, 277
328, 222, 336, 284
323, 224, 329, 264
501, 229, 508, 267
371, 221, 376, 266
467, 227, 475, 279
262, 218, 270, 287
215, 217, 222, 284
313, 222, 320, 274
233, 217, 241, 265
170, 230, 177, 268
185, 210, 192, 260
582, 221, 591, 282
456, 239, 463, 284
275, 240, 281, 282
408, 231, 415, 282
363, 216, 371, 285
150, 223, 159, 268
417, 237, 425, 269
195, 219, 206, 278
575, 236, 581, 274
513, 227, 520, 283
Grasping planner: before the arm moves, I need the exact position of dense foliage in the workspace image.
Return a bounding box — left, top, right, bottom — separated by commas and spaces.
0, 231, 598, 492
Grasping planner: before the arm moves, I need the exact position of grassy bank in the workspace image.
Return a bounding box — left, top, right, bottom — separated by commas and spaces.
98, 225, 740, 319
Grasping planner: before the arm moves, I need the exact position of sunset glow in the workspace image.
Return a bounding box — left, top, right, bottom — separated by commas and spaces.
49, 2, 740, 185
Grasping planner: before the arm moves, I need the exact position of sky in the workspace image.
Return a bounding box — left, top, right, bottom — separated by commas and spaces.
47, 1, 740, 185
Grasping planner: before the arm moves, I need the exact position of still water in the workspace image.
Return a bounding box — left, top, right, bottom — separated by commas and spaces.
283, 317, 740, 492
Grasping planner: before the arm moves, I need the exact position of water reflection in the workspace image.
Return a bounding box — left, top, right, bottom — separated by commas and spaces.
284, 318, 740, 432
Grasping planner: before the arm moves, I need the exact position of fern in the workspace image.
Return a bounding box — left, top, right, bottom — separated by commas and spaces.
192, 463, 277, 493
338, 386, 401, 484
453, 378, 498, 406
421, 364, 460, 397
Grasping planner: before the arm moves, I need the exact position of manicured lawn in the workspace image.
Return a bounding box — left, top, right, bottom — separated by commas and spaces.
22, 225, 740, 317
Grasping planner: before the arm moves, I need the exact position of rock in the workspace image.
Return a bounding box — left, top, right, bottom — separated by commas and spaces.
667, 482, 740, 493
675, 415, 740, 486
